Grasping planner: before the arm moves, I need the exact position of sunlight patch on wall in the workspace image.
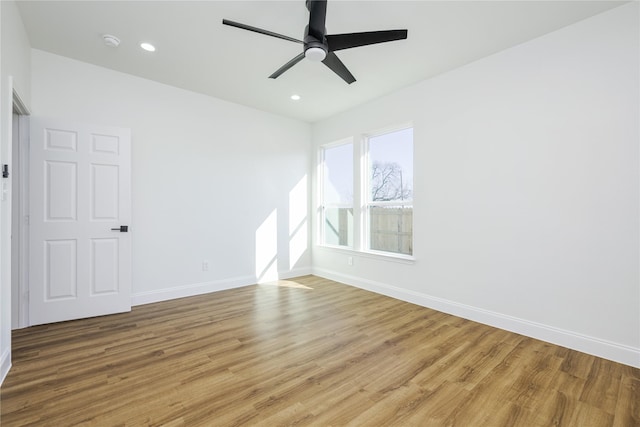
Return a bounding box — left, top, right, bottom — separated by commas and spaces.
255, 209, 278, 283
289, 175, 308, 270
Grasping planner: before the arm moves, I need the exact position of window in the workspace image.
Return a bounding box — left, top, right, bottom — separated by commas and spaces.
366, 128, 413, 255
319, 126, 413, 257
320, 141, 353, 247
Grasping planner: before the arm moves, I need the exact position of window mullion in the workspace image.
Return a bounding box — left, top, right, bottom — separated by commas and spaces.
354, 135, 365, 252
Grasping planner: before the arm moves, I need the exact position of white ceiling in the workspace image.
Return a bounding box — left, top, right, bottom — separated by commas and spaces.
16, 1, 625, 123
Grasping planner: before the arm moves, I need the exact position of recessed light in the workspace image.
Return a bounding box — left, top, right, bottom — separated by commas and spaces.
291, 94, 301, 101
140, 42, 156, 52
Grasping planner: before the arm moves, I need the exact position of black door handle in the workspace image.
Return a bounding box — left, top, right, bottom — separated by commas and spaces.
111, 225, 129, 232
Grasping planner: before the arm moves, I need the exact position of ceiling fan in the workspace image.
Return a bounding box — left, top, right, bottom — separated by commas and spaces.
222, 0, 408, 84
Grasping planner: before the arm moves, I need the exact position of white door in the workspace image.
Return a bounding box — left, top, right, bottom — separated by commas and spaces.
29, 118, 131, 325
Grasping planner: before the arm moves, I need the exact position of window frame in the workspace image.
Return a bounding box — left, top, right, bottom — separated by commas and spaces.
363, 126, 414, 258
317, 124, 414, 261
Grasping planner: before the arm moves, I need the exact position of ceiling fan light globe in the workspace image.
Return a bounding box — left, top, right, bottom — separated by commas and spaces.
305, 47, 327, 62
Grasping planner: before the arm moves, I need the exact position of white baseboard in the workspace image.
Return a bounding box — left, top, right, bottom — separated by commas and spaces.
132, 276, 255, 306
312, 267, 640, 368
1, 347, 11, 386
276, 267, 313, 281
132, 267, 312, 306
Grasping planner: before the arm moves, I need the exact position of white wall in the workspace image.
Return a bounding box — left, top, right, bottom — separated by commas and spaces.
31, 50, 311, 305
1, 1, 31, 104
311, 3, 639, 367
0, 0, 31, 384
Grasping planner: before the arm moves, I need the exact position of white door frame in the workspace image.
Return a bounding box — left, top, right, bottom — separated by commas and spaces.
12, 89, 30, 328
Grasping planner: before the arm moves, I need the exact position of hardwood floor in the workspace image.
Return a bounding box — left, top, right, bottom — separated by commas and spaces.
1, 275, 638, 426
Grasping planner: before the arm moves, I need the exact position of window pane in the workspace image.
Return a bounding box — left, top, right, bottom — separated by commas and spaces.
324, 207, 353, 247
367, 127, 414, 256
323, 143, 353, 205
368, 128, 413, 202
369, 205, 413, 255
321, 142, 353, 247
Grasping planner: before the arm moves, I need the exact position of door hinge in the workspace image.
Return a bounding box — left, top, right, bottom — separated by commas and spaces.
24, 215, 30, 225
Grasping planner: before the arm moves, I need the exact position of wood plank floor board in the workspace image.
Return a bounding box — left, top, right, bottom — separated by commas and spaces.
438, 340, 536, 426
612, 377, 640, 427
534, 370, 589, 426
392, 381, 471, 426
579, 358, 623, 414
1, 275, 638, 426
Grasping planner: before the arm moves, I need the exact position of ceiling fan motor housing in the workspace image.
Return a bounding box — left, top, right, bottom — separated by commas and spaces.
304, 24, 327, 61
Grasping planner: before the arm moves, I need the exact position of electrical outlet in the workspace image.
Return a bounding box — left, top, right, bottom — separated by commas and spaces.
202, 260, 209, 271
348, 256, 353, 266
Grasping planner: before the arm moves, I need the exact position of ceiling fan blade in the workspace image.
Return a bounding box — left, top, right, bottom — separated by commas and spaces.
322, 52, 356, 84
269, 53, 306, 79
222, 19, 303, 44
326, 29, 408, 52
307, 0, 328, 39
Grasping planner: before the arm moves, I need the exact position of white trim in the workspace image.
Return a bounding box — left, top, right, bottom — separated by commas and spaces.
312, 267, 640, 368
319, 137, 353, 150
278, 267, 312, 280
131, 267, 312, 306
316, 244, 415, 264
132, 276, 256, 306
10, 91, 30, 330
0, 347, 10, 385
17, 114, 29, 328
362, 121, 414, 140
12, 89, 29, 115
360, 249, 414, 262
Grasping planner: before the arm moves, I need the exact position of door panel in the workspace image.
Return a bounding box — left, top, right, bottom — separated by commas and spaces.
46, 161, 77, 221
30, 119, 131, 325
45, 239, 77, 300
91, 133, 120, 154
90, 238, 119, 295
45, 128, 77, 151
91, 164, 119, 220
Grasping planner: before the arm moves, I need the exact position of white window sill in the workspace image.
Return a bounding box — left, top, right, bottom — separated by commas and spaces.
315, 244, 416, 265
